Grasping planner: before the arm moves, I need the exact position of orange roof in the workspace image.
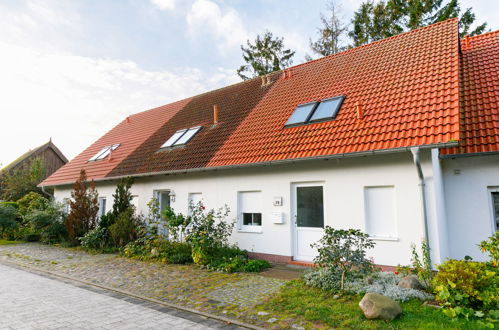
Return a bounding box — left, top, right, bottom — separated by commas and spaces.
41, 19, 497, 187
41, 98, 190, 186
442, 30, 499, 156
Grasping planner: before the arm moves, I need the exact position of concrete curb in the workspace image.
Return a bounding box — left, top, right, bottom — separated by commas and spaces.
0, 258, 265, 330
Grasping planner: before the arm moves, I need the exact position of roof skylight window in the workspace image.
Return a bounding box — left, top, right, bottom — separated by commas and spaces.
285, 95, 345, 127
309, 96, 344, 122
88, 144, 120, 161
160, 126, 202, 149
284, 102, 318, 126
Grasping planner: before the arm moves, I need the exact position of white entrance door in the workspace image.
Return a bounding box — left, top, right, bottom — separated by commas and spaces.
292, 183, 325, 261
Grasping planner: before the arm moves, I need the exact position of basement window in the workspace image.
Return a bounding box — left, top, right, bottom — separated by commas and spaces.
160, 126, 202, 149
238, 191, 263, 232
88, 144, 120, 161
285, 95, 345, 127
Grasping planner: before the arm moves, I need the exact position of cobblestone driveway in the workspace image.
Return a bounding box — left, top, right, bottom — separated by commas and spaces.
0, 264, 226, 330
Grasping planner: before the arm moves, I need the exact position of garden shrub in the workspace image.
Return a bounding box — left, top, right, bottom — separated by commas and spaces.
478, 231, 498, 267
122, 238, 193, 264
109, 208, 144, 247
0, 204, 19, 238
25, 203, 67, 244
433, 259, 498, 318
410, 240, 433, 289
311, 227, 375, 292
0, 201, 19, 209
17, 192, 49, 219
80, 227, 110, 250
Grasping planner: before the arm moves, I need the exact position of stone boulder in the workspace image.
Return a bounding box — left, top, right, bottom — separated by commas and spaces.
359, 293, 402, 321
398, 275, 424, 290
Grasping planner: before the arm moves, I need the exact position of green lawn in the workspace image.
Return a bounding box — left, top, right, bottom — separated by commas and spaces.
257, 280, 486, 329
0, 240, 25, 245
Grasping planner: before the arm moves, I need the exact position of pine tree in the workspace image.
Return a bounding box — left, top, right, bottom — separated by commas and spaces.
237, 31, 295, 80
307, 1, 348, 60
65, 169, 99, 244
350, 0, 488, 47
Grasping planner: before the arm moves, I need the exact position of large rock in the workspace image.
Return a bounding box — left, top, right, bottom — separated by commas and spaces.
359, 293, 402, 321
398, 275, 424, 290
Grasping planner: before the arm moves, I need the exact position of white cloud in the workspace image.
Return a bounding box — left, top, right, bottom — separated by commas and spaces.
186, 0, 249, 53
150, 0, 176, 11
0, 42, 238, 166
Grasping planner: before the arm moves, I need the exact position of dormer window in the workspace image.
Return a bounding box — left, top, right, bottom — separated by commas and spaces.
160, 126, 202, 149
285, 95, 345, 127
89, 144, 120, 161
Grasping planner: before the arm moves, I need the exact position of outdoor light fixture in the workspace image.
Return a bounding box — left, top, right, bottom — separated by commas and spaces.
169, 190, 176, 203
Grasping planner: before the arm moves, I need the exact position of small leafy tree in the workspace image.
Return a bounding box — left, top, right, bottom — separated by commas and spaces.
237, 31, 295, 80
312, 227, 375, 292
65, 169, 99, 245
478, 231, 499, 267
1, 157, 48, 201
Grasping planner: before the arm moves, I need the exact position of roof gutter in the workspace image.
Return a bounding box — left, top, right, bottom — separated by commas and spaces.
40, 142, 458, 188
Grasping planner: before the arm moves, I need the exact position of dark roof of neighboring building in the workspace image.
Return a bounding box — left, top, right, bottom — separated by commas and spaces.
41, 19, 498, 187
2, 140, 68, 174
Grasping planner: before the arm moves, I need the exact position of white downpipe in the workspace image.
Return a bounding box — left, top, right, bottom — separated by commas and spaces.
431, 148, 449, 263
410, 147, 432, 267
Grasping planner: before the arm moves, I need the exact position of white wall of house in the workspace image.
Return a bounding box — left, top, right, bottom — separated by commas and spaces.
442, 154, 499, 261
54, 152, 439, 267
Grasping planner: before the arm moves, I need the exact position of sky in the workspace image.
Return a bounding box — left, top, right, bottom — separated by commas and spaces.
0, 0, 497, 167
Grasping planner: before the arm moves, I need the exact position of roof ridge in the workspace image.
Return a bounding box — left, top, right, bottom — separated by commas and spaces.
462, 29, 499, 41
288, 18, 459, 71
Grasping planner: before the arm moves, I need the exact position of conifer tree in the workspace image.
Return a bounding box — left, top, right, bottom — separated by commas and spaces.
237, 31, 295, 80
65, 169, 99, 244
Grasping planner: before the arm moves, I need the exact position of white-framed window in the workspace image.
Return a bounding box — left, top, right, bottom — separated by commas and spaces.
364, 186, 397, 239
238, 191, 262, 232
188, 192, 203, 215
491, 191, 499, 231
131, 195, 139, 213
62, 198, 70, 214
98, 197, 107, 218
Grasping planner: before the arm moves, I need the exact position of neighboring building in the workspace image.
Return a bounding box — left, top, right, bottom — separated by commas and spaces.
1, 140, 68, 197
40, 19, 499, 267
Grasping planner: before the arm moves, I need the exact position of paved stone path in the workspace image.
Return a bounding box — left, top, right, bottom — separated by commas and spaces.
0, 264, 230, 330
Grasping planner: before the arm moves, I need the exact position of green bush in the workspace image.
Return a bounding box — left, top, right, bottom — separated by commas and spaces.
0, 201, 19, 209
122, 238, 192, 264
0, 204, 19, 238
17, 192, 49, 219
80, 227, 110, 250
25, 205, 67, 244
433, 259, 498, 322
312, 227, 376, 292
109, 208, 144, 247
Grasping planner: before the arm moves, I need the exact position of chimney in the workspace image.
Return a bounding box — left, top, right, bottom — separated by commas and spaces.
213, 104, 219, 125
356, 102, 364, 120
126, 116, 130, 123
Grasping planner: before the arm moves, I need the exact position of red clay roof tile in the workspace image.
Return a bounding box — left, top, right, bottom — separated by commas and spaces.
41, 19, 497, 186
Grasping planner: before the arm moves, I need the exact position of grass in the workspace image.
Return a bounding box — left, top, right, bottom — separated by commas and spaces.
257, 280, 488, 329
0, 239, 25, 245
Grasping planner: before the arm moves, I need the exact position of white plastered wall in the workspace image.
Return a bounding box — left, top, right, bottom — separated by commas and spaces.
54, 152, 436, 266
442, 154, 499, 261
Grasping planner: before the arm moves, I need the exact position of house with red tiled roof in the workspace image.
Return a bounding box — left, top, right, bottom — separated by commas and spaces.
40, 19, 498, 267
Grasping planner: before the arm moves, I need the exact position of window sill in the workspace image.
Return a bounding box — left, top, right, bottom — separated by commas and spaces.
370, 236, 399, 242
237, 228, 263, 234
